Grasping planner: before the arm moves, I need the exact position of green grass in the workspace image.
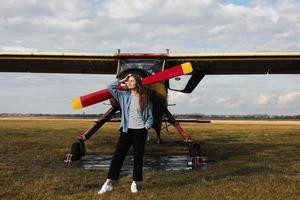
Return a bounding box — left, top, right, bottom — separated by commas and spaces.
0, 119, 299, 200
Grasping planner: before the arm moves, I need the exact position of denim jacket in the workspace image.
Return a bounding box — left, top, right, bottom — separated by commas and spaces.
107, 80, 153, 135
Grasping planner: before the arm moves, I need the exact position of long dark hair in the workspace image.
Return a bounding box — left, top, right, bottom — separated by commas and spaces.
130, 74, 150, 112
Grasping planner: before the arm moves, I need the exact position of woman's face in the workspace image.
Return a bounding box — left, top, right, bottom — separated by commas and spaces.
127, 76, 137, 90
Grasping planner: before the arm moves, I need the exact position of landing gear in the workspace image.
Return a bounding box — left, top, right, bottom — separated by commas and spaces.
64, 105, 120, 163
152, 120, 163, 144
65, 102, 204, 167
158, 106, 203, 167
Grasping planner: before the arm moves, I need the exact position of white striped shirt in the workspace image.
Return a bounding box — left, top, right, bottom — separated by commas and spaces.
128, 95, 145, 129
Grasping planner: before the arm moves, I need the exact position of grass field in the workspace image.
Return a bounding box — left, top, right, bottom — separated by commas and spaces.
0, 118, 299, 200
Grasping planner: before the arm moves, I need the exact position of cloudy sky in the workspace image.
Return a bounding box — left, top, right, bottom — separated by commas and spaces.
0, 0, 299, 115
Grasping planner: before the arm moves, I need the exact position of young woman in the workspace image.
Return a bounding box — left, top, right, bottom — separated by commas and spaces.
98, 73, 153, 194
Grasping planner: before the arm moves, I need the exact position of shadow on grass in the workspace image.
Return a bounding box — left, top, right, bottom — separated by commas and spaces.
146, 137, 300, 189
199, 138, 299, 163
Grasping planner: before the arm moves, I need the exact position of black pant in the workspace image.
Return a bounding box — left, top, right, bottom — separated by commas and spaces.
107, 127, 147, 181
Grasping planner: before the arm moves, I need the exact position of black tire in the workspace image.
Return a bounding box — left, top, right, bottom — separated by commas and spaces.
70, 140, 85, 161
191, 143, 202, 157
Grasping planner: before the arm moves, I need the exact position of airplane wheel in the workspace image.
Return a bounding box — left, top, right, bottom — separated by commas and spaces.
64, 140, 86, 163
191, 143, 202, 157
190, 143, 203, 167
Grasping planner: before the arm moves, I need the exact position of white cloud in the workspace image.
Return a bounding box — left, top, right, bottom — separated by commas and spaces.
1, 46, 37, 52
278, 92, 300, 105
255, 94, 269, 105
0, 0, 300, 114
168, 90, 202, 104
1, 0, 300, 53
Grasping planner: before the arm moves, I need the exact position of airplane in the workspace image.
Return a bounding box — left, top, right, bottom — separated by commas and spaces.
1, 51, 300, 167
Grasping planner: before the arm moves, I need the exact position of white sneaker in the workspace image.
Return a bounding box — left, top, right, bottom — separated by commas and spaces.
130, 182, 139, 193
98, 183, 113, 194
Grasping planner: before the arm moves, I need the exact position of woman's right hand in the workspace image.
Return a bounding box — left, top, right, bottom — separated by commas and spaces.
118, 74, 132, 83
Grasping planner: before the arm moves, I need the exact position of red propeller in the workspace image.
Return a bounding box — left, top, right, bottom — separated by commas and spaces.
72, 62, 193, 110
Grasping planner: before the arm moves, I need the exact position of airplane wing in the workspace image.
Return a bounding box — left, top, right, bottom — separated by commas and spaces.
168, 53, 300, 74
0, 52, 300, 74
0, 52, 118, 74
